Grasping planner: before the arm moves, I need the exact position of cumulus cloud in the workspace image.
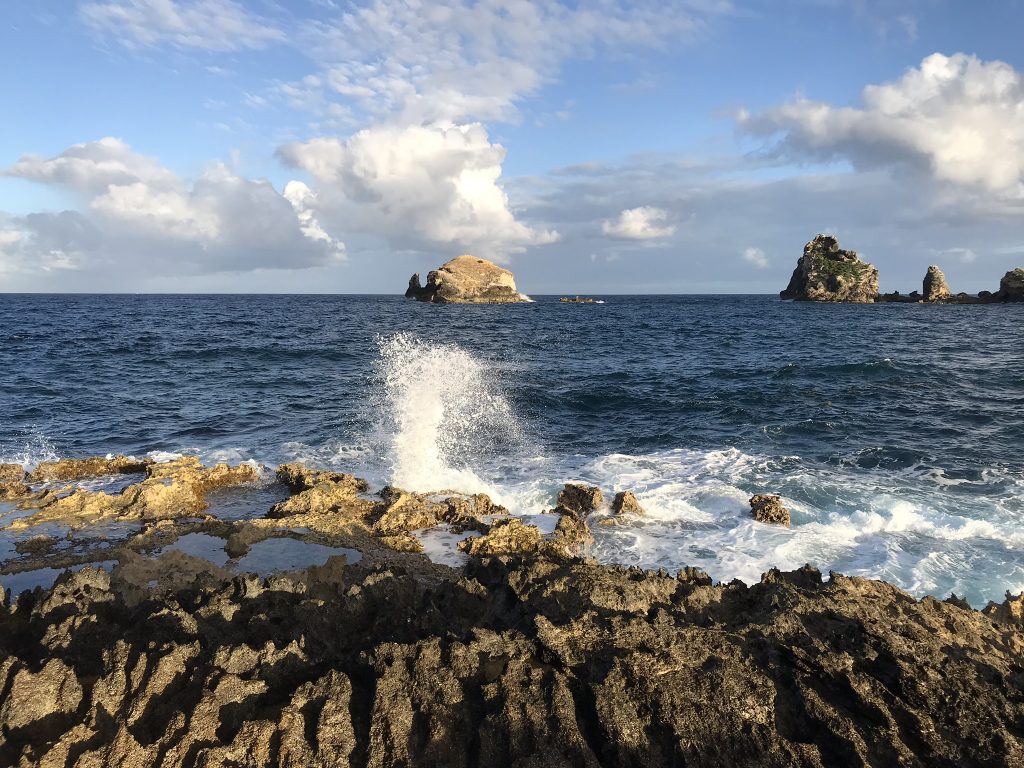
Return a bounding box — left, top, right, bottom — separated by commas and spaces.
294, 0, 729, 124
278, 122, 558, 258
742, 246, 769, 268
739, 53, 1024, 195
80, 0, 284, 52
2, 138, 344, 276
602, 206, 675, 240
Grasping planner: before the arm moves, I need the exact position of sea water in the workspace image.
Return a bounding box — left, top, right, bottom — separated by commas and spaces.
1, 294, 1022, 605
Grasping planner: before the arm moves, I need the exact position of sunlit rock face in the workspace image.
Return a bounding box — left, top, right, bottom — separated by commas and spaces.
780, 234, 880, 303
405, 255, 526, 304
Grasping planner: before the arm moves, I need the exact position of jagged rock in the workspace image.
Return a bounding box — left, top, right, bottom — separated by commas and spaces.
994, 268, 1024, 302
378, 534, 425, 553
780, 234, 880, 303
275, 463, 367, 494
611, 490, 644, 516
983, 591, 1024, 625
557, 483, 604, 514
405, 255, 526, 304
750, 494, 791, 527
372, 488, 444, 535
547, 511, 592, 557
443, 493, 503, 533
28, 454, 151, 482
9, 457, 261, 530
923, 265, 952, 302
458, 518, 542, 557
0, 559, 1022, 766
0, 463, 25, 483
269, 467, 372, 519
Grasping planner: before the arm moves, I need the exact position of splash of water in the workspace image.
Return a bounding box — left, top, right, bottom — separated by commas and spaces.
376, 333, 524, 495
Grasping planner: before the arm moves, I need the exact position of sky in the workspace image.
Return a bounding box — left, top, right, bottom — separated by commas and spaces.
1, 0, 1023, 294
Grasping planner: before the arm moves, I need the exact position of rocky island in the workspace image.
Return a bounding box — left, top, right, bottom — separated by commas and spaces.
780, 235, 880, 303
1, 456, 1023, 766
782, 234, 1024, 304
405, 255, 527, 304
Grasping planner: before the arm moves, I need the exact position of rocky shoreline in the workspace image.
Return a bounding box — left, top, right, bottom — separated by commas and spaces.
2, 457, 1024, 766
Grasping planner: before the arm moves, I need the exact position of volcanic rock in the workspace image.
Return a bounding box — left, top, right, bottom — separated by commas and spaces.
557, 483, 604, 515
780, 234, 880, 303
405, 255, 526, 304
611, 490, 644, 516
923, 265, 953, 302
750, 494, 791, 527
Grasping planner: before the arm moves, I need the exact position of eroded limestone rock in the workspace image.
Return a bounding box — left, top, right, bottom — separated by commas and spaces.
923, 264, 952, 302
405, 255, 526, 304
557, 483, 604, 515
612, 490, 644, 516
781, 234, 880, 303
458, 518, 542, 557
750, 494, 791, 527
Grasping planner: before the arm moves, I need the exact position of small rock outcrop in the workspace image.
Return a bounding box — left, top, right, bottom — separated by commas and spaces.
559, 296, 595, 304
612, 491, 644, 516
995, 268, 1024, 302
557, 483, 604, 515
923, 265, 952, 302
780, 235, 880, 303
405, 255, 526, 304
750, 494, 791, 527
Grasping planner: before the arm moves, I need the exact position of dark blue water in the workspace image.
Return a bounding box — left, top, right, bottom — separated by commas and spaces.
2, 294, 1023, 603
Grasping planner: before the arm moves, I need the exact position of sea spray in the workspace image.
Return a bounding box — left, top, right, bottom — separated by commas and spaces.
376, 333, 526, 496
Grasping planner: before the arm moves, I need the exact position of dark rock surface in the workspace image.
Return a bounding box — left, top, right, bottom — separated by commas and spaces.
405, 255, 526, 304
995, 268, 1024, 302
1, 558, 1023, 767
780, 235, 880, 303
611, 490, 644, 516
557, 483, 604, 515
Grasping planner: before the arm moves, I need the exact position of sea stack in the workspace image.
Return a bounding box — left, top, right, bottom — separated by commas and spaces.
780, 234, 880, 303
995, 268, 1024, 302
923, 265, 952, 302
405, 255, 526, 304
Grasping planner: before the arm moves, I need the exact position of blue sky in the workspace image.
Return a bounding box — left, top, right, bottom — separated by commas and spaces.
2, 0, 1023, 293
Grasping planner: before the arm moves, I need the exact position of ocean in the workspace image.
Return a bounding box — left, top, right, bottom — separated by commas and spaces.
2, 293, 1022, 605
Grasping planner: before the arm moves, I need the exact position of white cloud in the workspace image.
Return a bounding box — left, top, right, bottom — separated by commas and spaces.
739, 53, 1024, 195
602, 206, 675, 240
291, 0, 729, 124
278, 122, 558, 258
742, 246, 769, 268
3, 138, 344, 276
80, 0, 284, 52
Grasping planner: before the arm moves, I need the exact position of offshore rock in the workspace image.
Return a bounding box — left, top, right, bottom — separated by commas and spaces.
557, 483, 604, 514
780, 234, 880, 303
750, 494, 791, 527
612, 490, 645, 516
0, 560, 1022, 766
995, 268, 1024, 301
559, 296, 596, 303
405, 255, 526, 304
923, 265, 952, 302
